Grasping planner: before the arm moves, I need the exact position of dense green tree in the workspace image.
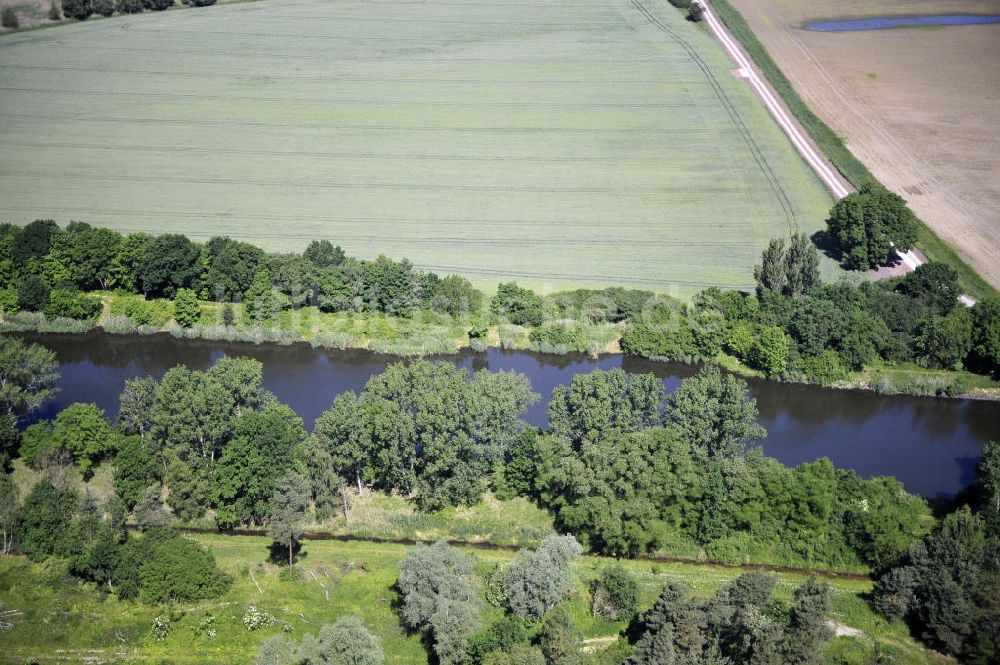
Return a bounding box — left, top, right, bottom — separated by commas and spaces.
667, 365, 766, 459
203, 237, 266, 300
61, 0, 92, 18
548, 368, 663, 444
267, 470, 311, 568
139, 535, 230, 603
116, 376, 157, 440
44, 222, 122, 290
503, 535, 582, 621
748, 325, 789, 378
871, 507, 988, 659
431, 274, 483, 317
754, 238, 787, 295
397, 542, 481, 665
213, 403, 306, 526
491, 282, 543, 327
108, 233, 152, 291
538, 605, 580, 665
244, 269, 288, 324
970, 296, 1000, 375
916, 308, 973, 369
784, 233, 821, 296
301, 436, 343, 521
91, 0, 113, 14
837, 471, 930, 570
976, 441, 1000, 519
164, 452, 211, 521
137, 233, 201, 298
303, 239, 345, 269
49, 402, 117, 473
208, 356, 269, 415
173, 288, 200, 328
2, 6, 20, 27
780, 576, 832, 665
268, 253, 314, 306
0, 336, 58, 425
326, 361, 534, 510
317, 260, 364, 313
362, 255, 418, 317
467, 616, 531, 664
826, 183, 918, 269
16, 274, 49, 312
12, 219, 58, 268
150, 365, 234, 462
533, 428, 699, 555
897, 262, 961, 315
134, 483, 169, 528
311, 392, 370, 495
17, 480, 78, 561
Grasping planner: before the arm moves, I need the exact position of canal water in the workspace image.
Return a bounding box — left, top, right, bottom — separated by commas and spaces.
806, 14, 1000, 31
13, 332, 1000, 498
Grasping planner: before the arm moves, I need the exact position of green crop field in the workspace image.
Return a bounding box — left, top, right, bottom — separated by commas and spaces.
0, 533, 943, 664
0, 0, 836, 296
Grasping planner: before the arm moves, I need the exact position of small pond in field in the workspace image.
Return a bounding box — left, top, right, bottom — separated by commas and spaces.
806, 14, 1000, 31
10, 331, 1000, 498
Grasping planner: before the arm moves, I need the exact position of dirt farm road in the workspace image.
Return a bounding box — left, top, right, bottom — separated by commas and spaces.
699, 1, 851, 200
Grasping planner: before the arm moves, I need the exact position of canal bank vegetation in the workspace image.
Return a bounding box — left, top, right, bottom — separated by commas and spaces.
1, 221, 998, 398
1, 335, 996, 663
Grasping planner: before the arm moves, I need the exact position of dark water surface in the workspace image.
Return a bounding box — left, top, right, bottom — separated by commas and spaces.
806, 14, 1000, 31
13, 332, 1000, 498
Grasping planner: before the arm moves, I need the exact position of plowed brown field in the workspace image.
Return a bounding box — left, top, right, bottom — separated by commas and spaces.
728, 0, 1000, 290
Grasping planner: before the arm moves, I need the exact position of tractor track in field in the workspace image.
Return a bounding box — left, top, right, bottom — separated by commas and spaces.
626, 0, 796, 236
0, 168, 751, 195
0, 62, 673, 84
0, 111, 707, 134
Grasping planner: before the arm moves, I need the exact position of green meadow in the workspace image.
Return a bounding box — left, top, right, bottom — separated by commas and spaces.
0, 531, 946, 664
0, 0, 835, 297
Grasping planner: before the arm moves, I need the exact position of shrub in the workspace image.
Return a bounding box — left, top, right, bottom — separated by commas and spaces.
0, 286, 17, 312
173, 288, 200, 328
116, 0, 143, 12
503, 535, 582, 621
139, 536, 231, 603
61, 0, 93, 19
45, 289, 102, 321
795, 350, 848, 386
491, 282, 543, 327
528, 323, 587, 354
144, 0, 173, 9
591, 566, 639, 621
92, 0, 114, 15
16, 275, 50, 312
1, 7, 19, 28
48, 0, 62, 20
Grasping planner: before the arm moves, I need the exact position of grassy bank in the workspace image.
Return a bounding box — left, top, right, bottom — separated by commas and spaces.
2, 289, 998, 400
0, 532, 946, 664
708, 0, 998, 302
